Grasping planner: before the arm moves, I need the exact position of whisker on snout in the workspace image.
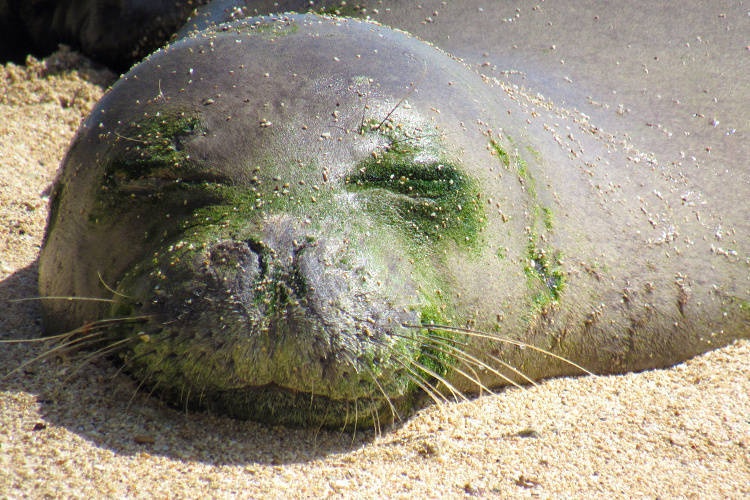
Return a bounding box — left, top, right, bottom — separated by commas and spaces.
406, 323, 595, 376
1, 315, 152, 380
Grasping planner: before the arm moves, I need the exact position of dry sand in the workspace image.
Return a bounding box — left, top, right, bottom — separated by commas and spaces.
0, 49, 748, 499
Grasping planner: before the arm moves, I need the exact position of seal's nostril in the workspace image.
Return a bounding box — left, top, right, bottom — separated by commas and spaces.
209, 240, 253, 264
244, 238, 268, 275
205, 241, 264, 286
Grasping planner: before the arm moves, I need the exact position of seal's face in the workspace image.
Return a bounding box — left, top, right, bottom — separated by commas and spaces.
40, 14, 541, 427
107, 107, 487, 425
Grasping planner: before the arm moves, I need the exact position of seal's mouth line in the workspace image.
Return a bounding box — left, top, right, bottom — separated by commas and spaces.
218, 381, 386, 405
122, 311, 415, 399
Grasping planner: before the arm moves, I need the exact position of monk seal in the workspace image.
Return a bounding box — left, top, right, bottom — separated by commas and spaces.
38, 13, 748, 428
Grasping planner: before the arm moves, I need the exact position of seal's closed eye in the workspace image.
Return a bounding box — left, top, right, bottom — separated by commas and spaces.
346, 121, 484, 248
347, 154, 465, 200
102, 113, 234, 193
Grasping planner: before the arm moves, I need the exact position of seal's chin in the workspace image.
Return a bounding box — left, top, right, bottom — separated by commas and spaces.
112, 223, 427, 427
184, 381, 418, 429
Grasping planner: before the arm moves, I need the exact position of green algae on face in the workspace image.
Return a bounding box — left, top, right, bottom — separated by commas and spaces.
90, 108, 491, 423
342, 117, 488, 394
90, 112, 242, 238
112, 249, 429, 426
492, 141, 512, 168
490, 139, 537, 198
347, 120, 485, 251
105, 194, 435, 415
344, 120, 485, 386
104, 112, 208, 184
541, 206, 554, 231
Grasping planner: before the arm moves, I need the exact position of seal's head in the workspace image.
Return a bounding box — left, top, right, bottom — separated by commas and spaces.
39, 14, 545, 427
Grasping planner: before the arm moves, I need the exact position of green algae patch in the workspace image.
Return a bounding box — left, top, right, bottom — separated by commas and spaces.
381, 300, 464, 397
490, 138, 537, 197
491, 138, 552, 229
490, 138, 565, 314
541, 206, 554, 231
720, 295, 750, 322
525, 144, 543, 162
524, 240, 565, 312
347, 120, 485, 252
91, 112, 232, 228
104, 112, 208, 184
490, 140, 512, 168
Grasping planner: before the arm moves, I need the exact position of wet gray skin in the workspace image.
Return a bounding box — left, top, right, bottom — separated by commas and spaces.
39, 12, 749, 428
183, 0, 749, 182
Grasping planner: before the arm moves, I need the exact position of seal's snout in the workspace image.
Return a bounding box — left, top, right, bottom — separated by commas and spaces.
201, 220, 337, 326
200, 232, 316, 333
114, 210, 425, 419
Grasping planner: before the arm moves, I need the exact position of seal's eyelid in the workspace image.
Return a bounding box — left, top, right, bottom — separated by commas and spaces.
347, 160, 465, 201
109, 169, 231, 195
163, 170, 231, 184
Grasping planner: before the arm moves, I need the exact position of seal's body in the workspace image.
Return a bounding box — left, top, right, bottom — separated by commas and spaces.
39, 14, 748, 428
